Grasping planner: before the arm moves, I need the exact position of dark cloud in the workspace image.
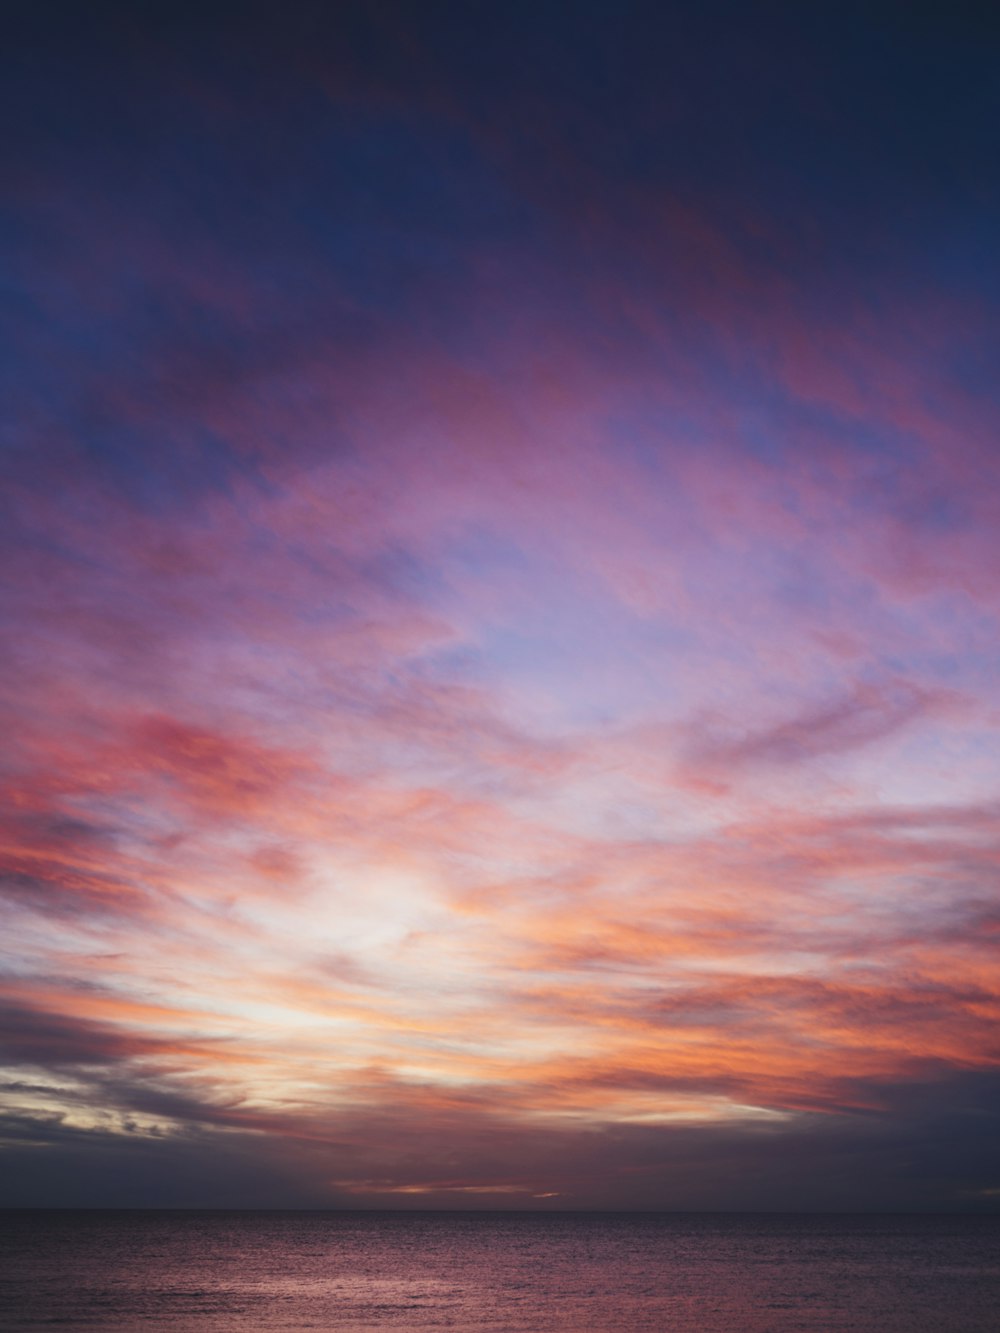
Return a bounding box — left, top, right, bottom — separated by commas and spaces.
0, 998, 176, 1068
3, 1065, 999, 1211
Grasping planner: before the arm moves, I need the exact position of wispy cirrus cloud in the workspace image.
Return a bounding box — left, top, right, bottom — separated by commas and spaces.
674, 678, 965, 792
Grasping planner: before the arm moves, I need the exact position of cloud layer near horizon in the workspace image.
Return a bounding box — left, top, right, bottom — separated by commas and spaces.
2, 0, 1000, 1209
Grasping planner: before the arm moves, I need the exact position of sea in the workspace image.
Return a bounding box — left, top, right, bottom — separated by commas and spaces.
1, 1211, 998, 1331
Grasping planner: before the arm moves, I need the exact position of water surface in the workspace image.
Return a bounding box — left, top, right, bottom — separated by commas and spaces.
1, 1210, 998, 1330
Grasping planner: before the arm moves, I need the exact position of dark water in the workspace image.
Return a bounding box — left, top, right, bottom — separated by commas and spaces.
1, 1211, 998, 1331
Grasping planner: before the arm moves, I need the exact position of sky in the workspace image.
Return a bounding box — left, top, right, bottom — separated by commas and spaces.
2, 0, 1000, 1211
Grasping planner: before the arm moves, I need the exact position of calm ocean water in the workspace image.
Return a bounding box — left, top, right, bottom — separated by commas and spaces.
1, 1211, 998, 1331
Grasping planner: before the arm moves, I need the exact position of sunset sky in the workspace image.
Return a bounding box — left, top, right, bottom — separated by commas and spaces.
3, 0, 1000, 1210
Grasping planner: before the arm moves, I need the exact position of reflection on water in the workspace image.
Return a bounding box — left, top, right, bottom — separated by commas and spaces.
1, 1210, 998, 1331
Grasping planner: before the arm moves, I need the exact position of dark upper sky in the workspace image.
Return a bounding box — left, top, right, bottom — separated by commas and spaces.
2, 0, 999, 1210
